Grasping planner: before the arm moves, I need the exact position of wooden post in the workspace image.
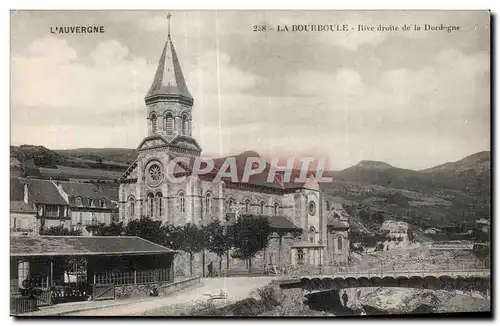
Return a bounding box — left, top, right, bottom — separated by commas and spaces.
49, 260, 53, 288
134, 270, 137, 284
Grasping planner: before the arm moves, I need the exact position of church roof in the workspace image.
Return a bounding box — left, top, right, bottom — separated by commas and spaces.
224, 213, 302, 232
145, 35, 193, 103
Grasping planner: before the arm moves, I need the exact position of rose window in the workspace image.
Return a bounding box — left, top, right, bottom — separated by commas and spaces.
308, 201, 316, 216
149, 164, 162, 181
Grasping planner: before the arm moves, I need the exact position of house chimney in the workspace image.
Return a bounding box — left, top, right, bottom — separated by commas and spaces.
23, 183, 29, 204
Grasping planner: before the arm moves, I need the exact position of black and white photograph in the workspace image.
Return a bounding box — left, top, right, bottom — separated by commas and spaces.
8, 10, 491, 317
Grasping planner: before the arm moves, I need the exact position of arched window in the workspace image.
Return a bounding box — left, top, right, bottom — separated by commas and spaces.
227, 198, 235, 213
245, 200, 250, 213
128, 196, 135, 218
147, 193, 155, 217
309, 226, 316, 243
337, 235, 343, 251
205, 192, 212, 214
297, 249, 304, 265
273, 203, 279, 215
182, 114, 188, 135
156, 192, 163, 216
179, 192, 185, 213
260, 201, 265, 215
165, 112, 174, 135
151, 113, 157, 133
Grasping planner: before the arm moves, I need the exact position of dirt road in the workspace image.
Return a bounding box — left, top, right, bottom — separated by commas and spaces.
63, 277, 275, 316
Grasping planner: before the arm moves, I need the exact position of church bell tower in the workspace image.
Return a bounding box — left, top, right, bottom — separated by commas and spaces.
143, 13, 200, 155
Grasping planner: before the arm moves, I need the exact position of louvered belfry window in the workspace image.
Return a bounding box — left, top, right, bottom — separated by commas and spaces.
165, 113, 173, 135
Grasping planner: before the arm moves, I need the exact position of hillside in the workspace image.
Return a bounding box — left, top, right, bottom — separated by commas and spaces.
322, 152, 491, 231
10, 145, 135, 180
55, 148, 138, 166
10, 145, 490, 231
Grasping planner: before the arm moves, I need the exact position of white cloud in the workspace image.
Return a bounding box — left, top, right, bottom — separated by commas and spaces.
280, 48, 490, 168
11, 36, 153, 113
10, 35, 261, 152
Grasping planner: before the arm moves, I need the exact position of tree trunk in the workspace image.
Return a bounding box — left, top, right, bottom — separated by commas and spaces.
219, 256, 222, 273
248, 257, 252, 274
189, 252, 193, 277
226, 250, 229, 270
202, 250, 206, 278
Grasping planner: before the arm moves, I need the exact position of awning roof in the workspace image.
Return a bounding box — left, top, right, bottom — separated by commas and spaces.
10, 236, 176, 257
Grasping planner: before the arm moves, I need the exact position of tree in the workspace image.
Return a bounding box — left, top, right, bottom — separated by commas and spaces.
232, 215, 271, 273
362, 233, 378, 248
205, 219, 233, 273
371, 211, 385, 224
162, 224, 183, 251
407, 226, 415, 242
178, 223, 205, 277
86, 222, 124, 236
124, 216, 165, 244
40, 226, 81, 236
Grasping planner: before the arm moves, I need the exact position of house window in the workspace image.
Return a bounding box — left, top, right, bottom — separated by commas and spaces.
337, 235, 343, 251
273, 203, 279, 215
227, 198, 235, 213
147, 193, 154, 217
100, 199, 105, 208
151, 113, 157, 133
18, 261, 29, 287
89, 198, 94, 207
205, 193, 212, 214
75, 197, 82, 206
179, 192, 185, 213
156, 192, 163, 216
165, 112, 174, 135
79, 212, 83, 224
128, 196, 135, 218
260, 202, 265, 215
297, 249, 304, 265
245, 200, 250, 213
45, 205, 59, 217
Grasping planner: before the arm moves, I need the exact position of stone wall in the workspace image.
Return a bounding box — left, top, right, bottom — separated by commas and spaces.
159, 277, 201, 296
114, 277, 201, 300
115, 282, 165, 300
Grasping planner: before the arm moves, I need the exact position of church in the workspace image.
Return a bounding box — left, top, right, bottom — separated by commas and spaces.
118, 21, 350, 272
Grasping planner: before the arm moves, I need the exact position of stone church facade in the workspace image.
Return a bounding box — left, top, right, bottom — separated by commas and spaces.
118, 28, 350, 273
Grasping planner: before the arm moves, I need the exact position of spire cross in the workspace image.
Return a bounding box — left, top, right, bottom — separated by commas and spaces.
167, 12, 172, 37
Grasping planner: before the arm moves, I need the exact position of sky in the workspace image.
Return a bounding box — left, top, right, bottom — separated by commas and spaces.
10, 10, 490, 170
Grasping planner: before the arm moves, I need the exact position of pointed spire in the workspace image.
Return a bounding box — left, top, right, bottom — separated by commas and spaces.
145, 13, 193, 105
167, 12, 172, 37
